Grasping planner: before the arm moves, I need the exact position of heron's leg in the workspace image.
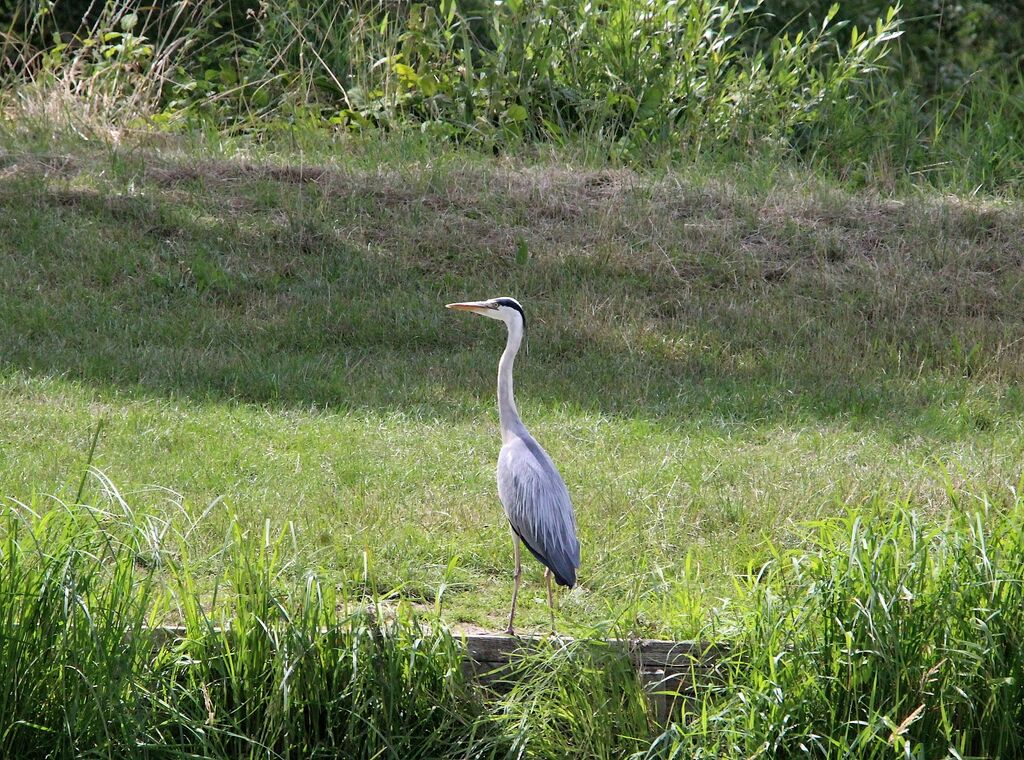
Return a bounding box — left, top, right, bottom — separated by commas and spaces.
545, 568, 555, 632
506, 529, 522, 636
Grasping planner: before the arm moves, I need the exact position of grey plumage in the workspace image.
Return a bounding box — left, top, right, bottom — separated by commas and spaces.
498, 432, 579, 587
446, 296, 580, 633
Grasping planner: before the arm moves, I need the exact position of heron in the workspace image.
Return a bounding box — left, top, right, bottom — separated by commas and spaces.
446, 297, 580, 635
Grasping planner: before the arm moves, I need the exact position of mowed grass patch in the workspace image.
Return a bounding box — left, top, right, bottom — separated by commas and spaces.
1, 140, 1023, 634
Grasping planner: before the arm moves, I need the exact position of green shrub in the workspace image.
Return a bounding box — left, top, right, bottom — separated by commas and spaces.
6, 1, 1021, 193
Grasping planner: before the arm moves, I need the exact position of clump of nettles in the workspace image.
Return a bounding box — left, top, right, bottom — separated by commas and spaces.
2, 1, 1022, 192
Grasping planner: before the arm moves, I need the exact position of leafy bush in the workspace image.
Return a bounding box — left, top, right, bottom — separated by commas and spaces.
197, 0, 903, 155
5, 1, 1021, 192
3, 1, 900, 146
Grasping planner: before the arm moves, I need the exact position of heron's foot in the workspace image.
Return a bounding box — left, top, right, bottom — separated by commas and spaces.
504, 625, 516, 636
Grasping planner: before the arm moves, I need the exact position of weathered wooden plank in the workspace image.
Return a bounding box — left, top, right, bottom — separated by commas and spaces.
145, 627, 720, 667
141, 626, 722, 724
457, 633, 719, 667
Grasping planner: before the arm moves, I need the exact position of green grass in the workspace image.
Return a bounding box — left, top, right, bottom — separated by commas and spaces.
1, 132, 1023, 639
652, 498, 1024, 758
2, 2, 1022, 750
3, 478, 1024, 757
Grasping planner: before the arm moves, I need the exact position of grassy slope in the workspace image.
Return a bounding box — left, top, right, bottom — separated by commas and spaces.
1, 135, 1022, 636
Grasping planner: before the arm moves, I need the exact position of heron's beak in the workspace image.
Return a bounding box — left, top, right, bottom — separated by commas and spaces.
446, 300, 495, 315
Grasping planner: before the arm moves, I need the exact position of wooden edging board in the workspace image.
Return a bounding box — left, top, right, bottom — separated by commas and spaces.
147, 627, 724, 723
463, 633, 725, 722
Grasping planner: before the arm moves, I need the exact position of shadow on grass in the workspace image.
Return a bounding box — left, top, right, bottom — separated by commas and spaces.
1, 160, 1022, 435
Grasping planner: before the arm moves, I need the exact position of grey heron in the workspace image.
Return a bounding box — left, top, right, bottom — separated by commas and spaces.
446, 297, 580, 634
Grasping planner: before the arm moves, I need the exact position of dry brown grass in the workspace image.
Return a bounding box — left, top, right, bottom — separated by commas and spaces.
4, 145, 1023, 391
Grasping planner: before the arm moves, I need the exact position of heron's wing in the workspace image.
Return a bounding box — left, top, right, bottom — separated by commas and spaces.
497, 434, 580, 587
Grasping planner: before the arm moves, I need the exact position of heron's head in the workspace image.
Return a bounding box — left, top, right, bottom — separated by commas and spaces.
446, 297, 526, 331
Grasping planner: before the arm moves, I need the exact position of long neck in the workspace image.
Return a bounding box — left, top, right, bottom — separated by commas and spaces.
497, 316, 525, 441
